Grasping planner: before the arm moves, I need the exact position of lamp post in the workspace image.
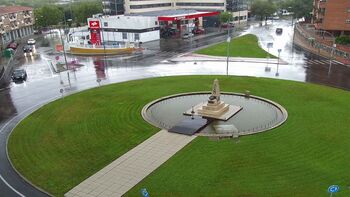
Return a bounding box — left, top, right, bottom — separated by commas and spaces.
276, 49, 282, 76
288, 6, 293, 26
328, 43, 336, 76
59, 25, 71, 87
226, 36, 231, 76
314, 29, 335, 70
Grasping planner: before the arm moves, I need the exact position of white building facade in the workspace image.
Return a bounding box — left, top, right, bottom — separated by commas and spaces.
124, 0, 226, 14
87, 15, 160, 44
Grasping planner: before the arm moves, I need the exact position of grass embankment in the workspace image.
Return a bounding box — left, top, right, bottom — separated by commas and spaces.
8, 76, 350, 196
196, 34, 276, 58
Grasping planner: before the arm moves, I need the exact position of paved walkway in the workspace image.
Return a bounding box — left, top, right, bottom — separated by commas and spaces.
170, 53, 289, 65
65, 130, 196, 197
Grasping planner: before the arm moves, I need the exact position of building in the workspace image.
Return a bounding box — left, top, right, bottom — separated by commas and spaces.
123, 0, 225, 14
87, 15, 160, 44
102, 0, 125, 15
0, 6, 35, 48
312, 0, 350, 36
226, 0, 248, 24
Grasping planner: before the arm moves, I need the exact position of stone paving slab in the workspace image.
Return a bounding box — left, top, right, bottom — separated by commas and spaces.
65, 130, 196, 197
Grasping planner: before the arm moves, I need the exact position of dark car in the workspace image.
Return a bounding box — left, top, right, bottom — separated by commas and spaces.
11, 69, 27, 81
23, 45, 33, 53
276, 28, 283, 34
6, 41, 18, 50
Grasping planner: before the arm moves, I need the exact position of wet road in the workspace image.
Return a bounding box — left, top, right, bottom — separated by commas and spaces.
0, 19, 350, 196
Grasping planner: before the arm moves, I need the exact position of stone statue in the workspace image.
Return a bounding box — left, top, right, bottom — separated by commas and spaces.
209, 79, 220, 103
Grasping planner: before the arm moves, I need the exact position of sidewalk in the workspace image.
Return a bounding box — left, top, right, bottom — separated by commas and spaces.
65, 130, 196, 197
170, 53, 289, 65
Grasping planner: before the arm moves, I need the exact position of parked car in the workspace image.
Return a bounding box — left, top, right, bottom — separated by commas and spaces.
27, 38, 36, 45
182, 32, 194, 39
11, 69, 27, 81
192, 28, 204, 34
6, 41, 18, 50
23, 45, 33, 53
276, 28, 283, 34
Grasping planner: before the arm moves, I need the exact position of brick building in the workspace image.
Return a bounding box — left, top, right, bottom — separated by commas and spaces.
312, 0, 350, 36
0, 6, 35, 48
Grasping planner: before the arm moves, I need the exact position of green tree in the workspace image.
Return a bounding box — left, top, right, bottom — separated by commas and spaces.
72, 2, 102, 25
34, 6, 64, 28
251, 0, 277, 22
219, 11, 233, 24
281, 0, 313, 20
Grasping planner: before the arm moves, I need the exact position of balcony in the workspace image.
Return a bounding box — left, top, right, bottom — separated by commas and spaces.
9, 16, 17, 21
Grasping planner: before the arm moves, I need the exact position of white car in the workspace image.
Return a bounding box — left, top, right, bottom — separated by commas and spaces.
27, 38, 36, 45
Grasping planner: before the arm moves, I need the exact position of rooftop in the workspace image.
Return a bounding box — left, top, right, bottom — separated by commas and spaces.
0, 6, 33, 15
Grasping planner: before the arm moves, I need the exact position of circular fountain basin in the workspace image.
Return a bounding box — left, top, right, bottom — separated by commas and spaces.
142, 92, 288, 136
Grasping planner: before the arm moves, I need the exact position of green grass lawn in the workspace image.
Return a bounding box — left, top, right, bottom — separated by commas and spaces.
8, 76, 350, 196
196, 34, 276, 58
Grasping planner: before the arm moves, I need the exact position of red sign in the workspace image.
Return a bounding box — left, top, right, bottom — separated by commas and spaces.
90, 29, 101, 45
89, 20, 100, 29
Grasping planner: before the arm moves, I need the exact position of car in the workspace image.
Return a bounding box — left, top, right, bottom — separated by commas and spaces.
11, 69, 27, 81
182, 32, 194, 39
6, 41, 18, 50
23, 45, 33, 53
27, 38, 36, 45
192, 28, 204, 34
276, 28, 283, 34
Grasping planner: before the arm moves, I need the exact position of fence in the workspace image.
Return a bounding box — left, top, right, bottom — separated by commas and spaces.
294, 23, 350, 65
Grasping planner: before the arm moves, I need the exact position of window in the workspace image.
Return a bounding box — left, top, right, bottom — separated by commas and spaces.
122, 32, 127, 39
346, 19, 350, 24
104, 22, 108, 27
130, 3, 171, 9
134, 33, 140, 41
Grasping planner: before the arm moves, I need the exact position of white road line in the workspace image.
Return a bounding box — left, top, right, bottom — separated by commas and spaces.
0, 175, 25, 197
307, 60, 317, 64
0, 95, 60, 197
314, 60, 325, 64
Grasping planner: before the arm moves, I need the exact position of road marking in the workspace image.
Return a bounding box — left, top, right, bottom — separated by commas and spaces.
0, 95, 60, 197
307, 60, 317, 64
314, 60, 325, 64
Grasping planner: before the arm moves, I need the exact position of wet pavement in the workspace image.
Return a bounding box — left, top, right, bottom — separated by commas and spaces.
0, 19, 350, 196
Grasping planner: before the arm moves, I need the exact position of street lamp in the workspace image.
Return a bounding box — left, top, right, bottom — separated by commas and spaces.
59, 25, 71, 87
288, 6, 293, 26
328, 43, 336, 76
276, 49, 282, 76
226, 36, 231, 76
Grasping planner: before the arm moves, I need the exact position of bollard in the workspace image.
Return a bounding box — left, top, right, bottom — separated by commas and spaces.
59, 88, 64, 98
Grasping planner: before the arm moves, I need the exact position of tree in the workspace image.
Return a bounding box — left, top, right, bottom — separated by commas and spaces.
251, 0, 277, 22
219, 11, 233, 24
281, 0, 313, 20
34, 6, 64, 28
72, 2, 102, 25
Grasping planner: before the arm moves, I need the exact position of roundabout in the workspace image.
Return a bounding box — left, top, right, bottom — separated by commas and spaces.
6, 76, 350, 196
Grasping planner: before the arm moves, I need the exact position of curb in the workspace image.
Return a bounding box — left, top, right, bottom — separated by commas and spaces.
4, 96, 61, 197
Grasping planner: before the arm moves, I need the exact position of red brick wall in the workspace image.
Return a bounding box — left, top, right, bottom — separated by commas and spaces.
322, 0, 350, 31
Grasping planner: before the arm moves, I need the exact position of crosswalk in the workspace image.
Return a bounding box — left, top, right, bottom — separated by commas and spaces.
305, 59, 344, 66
